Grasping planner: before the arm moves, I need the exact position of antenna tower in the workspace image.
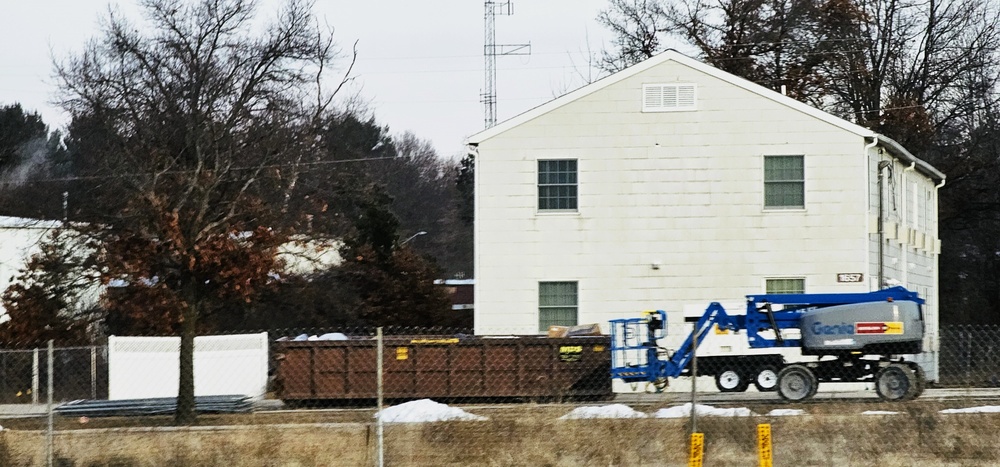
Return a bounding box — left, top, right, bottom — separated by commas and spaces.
483, 1, 530, 128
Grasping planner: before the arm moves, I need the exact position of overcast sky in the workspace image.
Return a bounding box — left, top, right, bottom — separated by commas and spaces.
0, 0, 616, 158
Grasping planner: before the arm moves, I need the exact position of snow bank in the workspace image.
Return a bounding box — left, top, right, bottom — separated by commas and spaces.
375, 399, 487, 423
939, 406, 1000, 414
767, 409, 805, 417
286, 333, 349, 341
560, 404, 648, 420
654, 403, 754, 418
862, 410, 900, 415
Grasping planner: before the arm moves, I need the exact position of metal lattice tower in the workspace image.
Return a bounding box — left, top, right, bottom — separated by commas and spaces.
483, 1, 530, 128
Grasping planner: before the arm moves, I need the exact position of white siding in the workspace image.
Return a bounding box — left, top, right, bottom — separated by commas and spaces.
474, 56, 941, 379
476, 59, 871, 334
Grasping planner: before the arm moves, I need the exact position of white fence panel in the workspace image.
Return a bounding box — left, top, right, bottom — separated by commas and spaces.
108, 333, 268, 400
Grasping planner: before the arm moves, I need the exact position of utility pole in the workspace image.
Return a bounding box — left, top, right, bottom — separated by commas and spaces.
483, 1, 530, 128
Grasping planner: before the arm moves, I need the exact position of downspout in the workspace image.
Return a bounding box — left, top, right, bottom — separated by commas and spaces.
468, 143, 480, 333
930, 177, 945, 378
877, 159, 889, 290
901, 162, 916, 287
866, 137, 880, 290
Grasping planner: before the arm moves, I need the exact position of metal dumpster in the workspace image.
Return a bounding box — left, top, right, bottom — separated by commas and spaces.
275, 335, 611, 402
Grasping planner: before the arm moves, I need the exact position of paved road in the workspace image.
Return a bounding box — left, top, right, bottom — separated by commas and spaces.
614, 387, 1000, 406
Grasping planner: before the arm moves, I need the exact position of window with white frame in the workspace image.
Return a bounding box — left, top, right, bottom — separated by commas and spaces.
642, 83, 696, 112
766, 278, 805, 294
764, 155, 805, 208
539, 281, 578, 331
538, 159, 577, 210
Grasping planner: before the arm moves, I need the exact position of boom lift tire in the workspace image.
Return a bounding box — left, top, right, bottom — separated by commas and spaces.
753, 365, 780, 392
715, 368, 750, 392
875, 363, 918, 402
908, 363, 926, 399
806, 369, 820, 399
777, 364, 817, 402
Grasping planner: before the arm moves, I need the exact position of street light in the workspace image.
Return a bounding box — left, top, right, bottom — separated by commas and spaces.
401, 231, 427, 245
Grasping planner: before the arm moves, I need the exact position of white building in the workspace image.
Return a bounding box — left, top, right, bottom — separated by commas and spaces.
467, 50, 945, 379
0, 218, 342, 323
0, 216, 64, 322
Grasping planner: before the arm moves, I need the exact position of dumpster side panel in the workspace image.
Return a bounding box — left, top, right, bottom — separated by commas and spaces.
279, 346, 314, 399
314, 347, 348, 397
275, 336, 611, 401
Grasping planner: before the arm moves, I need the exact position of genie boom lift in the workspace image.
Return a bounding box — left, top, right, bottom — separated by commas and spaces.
609, 287, 926, 402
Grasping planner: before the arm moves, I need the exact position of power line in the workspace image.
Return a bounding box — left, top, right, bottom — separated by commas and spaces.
0, 156, 395, 187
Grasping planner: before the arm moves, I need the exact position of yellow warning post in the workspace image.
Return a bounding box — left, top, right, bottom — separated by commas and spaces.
688, 432, 704, 467
757, 423, 773, 467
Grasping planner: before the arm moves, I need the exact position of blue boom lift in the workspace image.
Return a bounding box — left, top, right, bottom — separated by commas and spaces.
610, 287, 927, 402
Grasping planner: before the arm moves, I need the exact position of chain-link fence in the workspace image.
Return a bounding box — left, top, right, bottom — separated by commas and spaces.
939, 324, 1000, 387
3, 324, 1000, 465
0, 347, 105, 405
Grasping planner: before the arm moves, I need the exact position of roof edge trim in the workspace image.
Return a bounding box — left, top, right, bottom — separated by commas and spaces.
874, 134, 946, 181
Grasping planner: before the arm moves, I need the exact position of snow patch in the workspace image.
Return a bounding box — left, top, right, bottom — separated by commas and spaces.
560, 404, 648, 420
654, 403, 754, 418
767, 409, 805, 417
316, 333, 348, 341
939, 406, 1000, 414
376, 399, 487, 423
862, 410, 900, 415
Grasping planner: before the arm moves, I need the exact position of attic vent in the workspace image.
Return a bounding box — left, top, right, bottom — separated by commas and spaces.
642, 83, 696, 112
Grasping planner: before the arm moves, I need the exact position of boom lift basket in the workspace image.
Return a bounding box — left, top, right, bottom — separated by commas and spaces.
609, 311, 667, 383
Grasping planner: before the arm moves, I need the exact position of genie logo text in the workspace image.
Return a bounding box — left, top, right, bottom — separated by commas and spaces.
811, 322, 855, 335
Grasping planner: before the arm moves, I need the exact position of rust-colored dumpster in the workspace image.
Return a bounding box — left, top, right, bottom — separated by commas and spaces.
275, 335, 611, 402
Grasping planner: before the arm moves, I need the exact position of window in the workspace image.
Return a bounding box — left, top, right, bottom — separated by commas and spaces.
764, 155, 804, 208
642, 84, 696, 112
538, 159, 577, 210
539, 281, 578, 331
766, 278, 805, 294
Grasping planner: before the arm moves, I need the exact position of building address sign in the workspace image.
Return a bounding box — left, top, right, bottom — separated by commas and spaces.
836, 273, 864, 283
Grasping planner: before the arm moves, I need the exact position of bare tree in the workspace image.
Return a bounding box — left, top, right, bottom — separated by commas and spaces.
819, 0, 1000, 146
598, 0, 855, 106
55, 0, 349, 424
597, 0, 671, 72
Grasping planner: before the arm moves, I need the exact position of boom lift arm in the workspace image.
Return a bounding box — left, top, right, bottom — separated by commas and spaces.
610, 303, 743, 382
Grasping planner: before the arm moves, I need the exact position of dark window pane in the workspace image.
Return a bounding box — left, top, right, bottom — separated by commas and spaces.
538, 159, 578, 211
764, 156, 804, 208
539, 281, 578, 331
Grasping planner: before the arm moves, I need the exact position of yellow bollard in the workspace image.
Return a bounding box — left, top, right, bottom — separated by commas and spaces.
688, 432, 704, 467
758, 423, 773, 467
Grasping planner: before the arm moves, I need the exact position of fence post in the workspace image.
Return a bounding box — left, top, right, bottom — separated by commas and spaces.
46, 340, 54, 467
91, 346, 97, 400
32, 348, 39, 405
691, 323, 698, 435
964, 329, 971, 385
376, 327, 384, 467
757, 423, 773, 467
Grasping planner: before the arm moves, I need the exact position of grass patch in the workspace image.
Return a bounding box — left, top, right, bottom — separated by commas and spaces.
1, 400, 999, 466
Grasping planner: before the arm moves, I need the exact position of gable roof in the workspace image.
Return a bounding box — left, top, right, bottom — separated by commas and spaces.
466, 49, 945, 182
